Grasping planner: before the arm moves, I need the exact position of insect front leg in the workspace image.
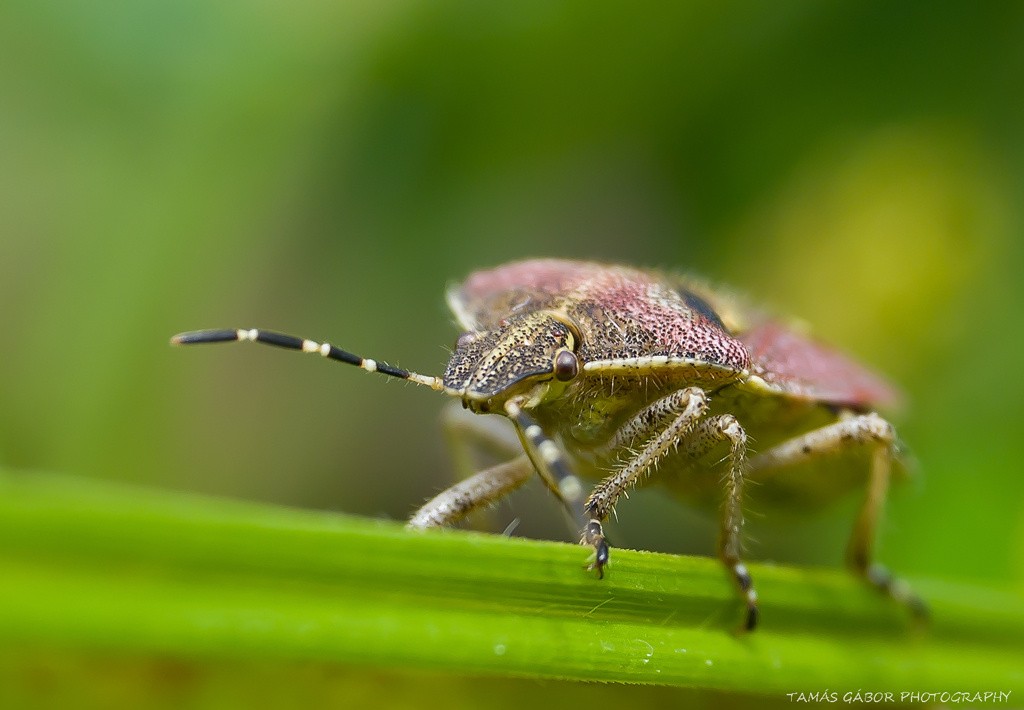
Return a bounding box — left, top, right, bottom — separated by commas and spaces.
679, 414, 755, 630
583, 387, 709, 578
407, 454, 534, 529
444, 403, 590, 534
441, 402, 524, 482
503, 399, 589, 533
747, 412, 928, 621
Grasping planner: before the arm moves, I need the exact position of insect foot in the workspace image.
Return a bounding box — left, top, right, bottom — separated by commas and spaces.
581, 519, 610, 578
728, 563, 759, 632
861, 563, 931, 626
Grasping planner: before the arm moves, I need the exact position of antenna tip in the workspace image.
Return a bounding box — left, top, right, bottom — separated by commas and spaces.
170, 329, 241, 346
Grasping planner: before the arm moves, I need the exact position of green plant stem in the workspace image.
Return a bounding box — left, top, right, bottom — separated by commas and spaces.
0, 470, 1020, 694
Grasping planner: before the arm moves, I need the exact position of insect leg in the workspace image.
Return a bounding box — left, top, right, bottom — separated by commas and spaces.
407, 455, 534, 529
171, 328, 444, 390
583, 388, 709, 579
434, 402, 587, 534
594, 387, 709, 458
503, 399, 588, 532
680, 414, 756, 631
441, 401, 524, 482
747, 412, 928, 621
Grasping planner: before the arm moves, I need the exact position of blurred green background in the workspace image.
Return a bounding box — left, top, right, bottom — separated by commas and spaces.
1, 0, 1023, 702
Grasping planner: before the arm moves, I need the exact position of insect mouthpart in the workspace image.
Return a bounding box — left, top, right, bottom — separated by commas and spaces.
462, 396, 497, 414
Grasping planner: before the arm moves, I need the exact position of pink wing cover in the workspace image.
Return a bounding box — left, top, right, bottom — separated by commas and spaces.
740, 320, 901, 410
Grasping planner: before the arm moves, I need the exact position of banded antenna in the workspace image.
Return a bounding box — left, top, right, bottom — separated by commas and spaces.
172, 327, 585, 533
170, 329, 445, 391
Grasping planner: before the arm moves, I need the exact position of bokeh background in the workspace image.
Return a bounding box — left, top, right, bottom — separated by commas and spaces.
2, 0, 1023, 703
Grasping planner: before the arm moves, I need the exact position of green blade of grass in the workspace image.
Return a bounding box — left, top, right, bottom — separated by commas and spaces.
0, 470, 1021, 695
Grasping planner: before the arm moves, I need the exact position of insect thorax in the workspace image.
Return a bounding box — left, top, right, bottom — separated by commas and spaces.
533, 366, 742, 452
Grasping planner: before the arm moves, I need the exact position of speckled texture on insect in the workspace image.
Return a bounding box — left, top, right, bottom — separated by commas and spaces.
172, 259, 927, 631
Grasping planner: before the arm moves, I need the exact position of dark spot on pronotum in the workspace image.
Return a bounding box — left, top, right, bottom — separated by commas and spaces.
679, 289, 728, 332
802, 444, 812, 454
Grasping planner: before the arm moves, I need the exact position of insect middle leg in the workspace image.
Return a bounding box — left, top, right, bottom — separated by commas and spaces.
582, 387, 709, 576
679, 414, 756, 630
747, 412, 928, 620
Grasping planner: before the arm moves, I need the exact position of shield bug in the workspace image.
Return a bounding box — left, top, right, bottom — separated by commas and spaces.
172, 259, 927, 631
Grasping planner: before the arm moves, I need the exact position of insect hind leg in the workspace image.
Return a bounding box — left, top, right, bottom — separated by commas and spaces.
747, 412, 929, 622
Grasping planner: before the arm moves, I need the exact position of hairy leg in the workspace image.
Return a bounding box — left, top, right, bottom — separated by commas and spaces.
435, 402, 584, 532
748, 412, 928, 620
582, 388, 708, 576
680, 414, 756, 630
407, 454, 534, 529
441, 402, 523, 479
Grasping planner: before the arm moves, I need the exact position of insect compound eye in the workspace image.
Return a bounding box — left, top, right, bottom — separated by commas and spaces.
553, 349, 579, 382
455, 331, 477, 350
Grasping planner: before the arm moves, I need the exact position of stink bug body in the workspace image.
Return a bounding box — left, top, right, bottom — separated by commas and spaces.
172, 259, 927, 630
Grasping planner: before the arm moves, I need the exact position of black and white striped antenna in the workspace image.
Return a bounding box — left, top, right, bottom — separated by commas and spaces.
170, 328, 445, 391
